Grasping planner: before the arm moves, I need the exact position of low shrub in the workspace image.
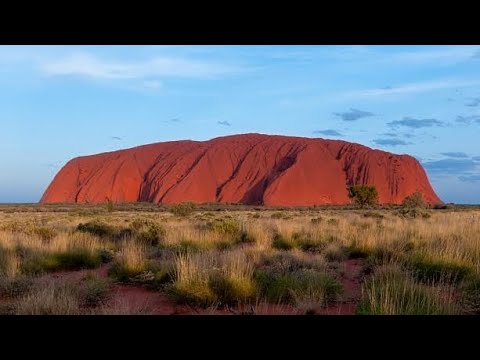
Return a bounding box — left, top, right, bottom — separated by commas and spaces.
80, 274, 111, 307
170, 202, 196, 217
404, 255, 473, 284
77, 221, 115, 238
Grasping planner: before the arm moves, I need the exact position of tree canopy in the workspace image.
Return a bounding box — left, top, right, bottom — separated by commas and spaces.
348, 185, 379, 208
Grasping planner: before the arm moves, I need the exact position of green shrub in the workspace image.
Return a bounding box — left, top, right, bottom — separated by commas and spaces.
272, 233, 295, 250
54, 249, 102, 271
170, 202, 196, 217
348, 185, 378, 208
168, 281, 216, 308
77, 221, 115, 238
108, 261, 146, 283
136, 224, 166, 246
22, 248, 103, 275
404, 255, 473, 284
208, 271, 257, 306
106, 198, 114, 213
211, 218, 240, 234
80, 274, 111, 307
175, 240, 203, 253
21, 253, 61, 275
99, 249, 115, 263
255, 269, 341, 305
402, 191, 426, 209
293, 233, 323, 253
346, 245, 371, 259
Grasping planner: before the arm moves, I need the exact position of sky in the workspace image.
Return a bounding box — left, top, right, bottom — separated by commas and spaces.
1, 45, 480, 204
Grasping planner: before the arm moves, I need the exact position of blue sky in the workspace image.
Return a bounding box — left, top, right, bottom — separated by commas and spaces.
1, 45, 480, 203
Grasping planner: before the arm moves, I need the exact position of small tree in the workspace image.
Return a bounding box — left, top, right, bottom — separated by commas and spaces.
105, 197, 114, 213
402, 191, 426, 209
348, 185, 378, 208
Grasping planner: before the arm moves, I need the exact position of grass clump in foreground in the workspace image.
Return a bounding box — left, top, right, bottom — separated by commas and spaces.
21, 248, 103, 274
108, 243, 148, 282
357, 265, 461, 315
168, 251, 257, 307
403, 254, 473, 284
80, 273, 111, 307
15, 282, 81, 315
255, 268, 341, 307
254, 252, 342, 310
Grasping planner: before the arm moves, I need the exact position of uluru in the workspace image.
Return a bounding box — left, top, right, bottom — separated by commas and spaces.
40, 133, 442, 206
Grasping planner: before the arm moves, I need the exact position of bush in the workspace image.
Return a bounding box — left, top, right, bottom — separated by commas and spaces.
136, 224, 166, 246
80, 274, 111, 307
106, 198, 114, 213
348, 185, 378, 208
21, 254, 60, 275
77, 221, 115, 238
168, 281, 217, 307
170, 202, 196, 217
404, 255, 473, 284
210, 218, 240, 234
293, 233, 324, 253
54, 249, 102, 271
402, 191, 426, 209
272, 233, 295, 250
99, 249, 115, 263
22, 249, 103, 274
208, 271, 257, 306
255, 269, 341, 305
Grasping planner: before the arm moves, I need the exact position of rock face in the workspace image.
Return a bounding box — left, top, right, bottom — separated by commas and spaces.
40, 134, 442, 206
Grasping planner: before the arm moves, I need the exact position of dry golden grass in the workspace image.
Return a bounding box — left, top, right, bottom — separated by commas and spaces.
1, 206, 480, 314
15, 282, 81, 315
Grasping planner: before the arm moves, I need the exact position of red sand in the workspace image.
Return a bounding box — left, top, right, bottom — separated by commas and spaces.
40, 133, 441, 206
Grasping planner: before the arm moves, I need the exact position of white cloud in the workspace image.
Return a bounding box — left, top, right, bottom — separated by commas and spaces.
343, 78, 480, 99
40, 52, 244, 80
